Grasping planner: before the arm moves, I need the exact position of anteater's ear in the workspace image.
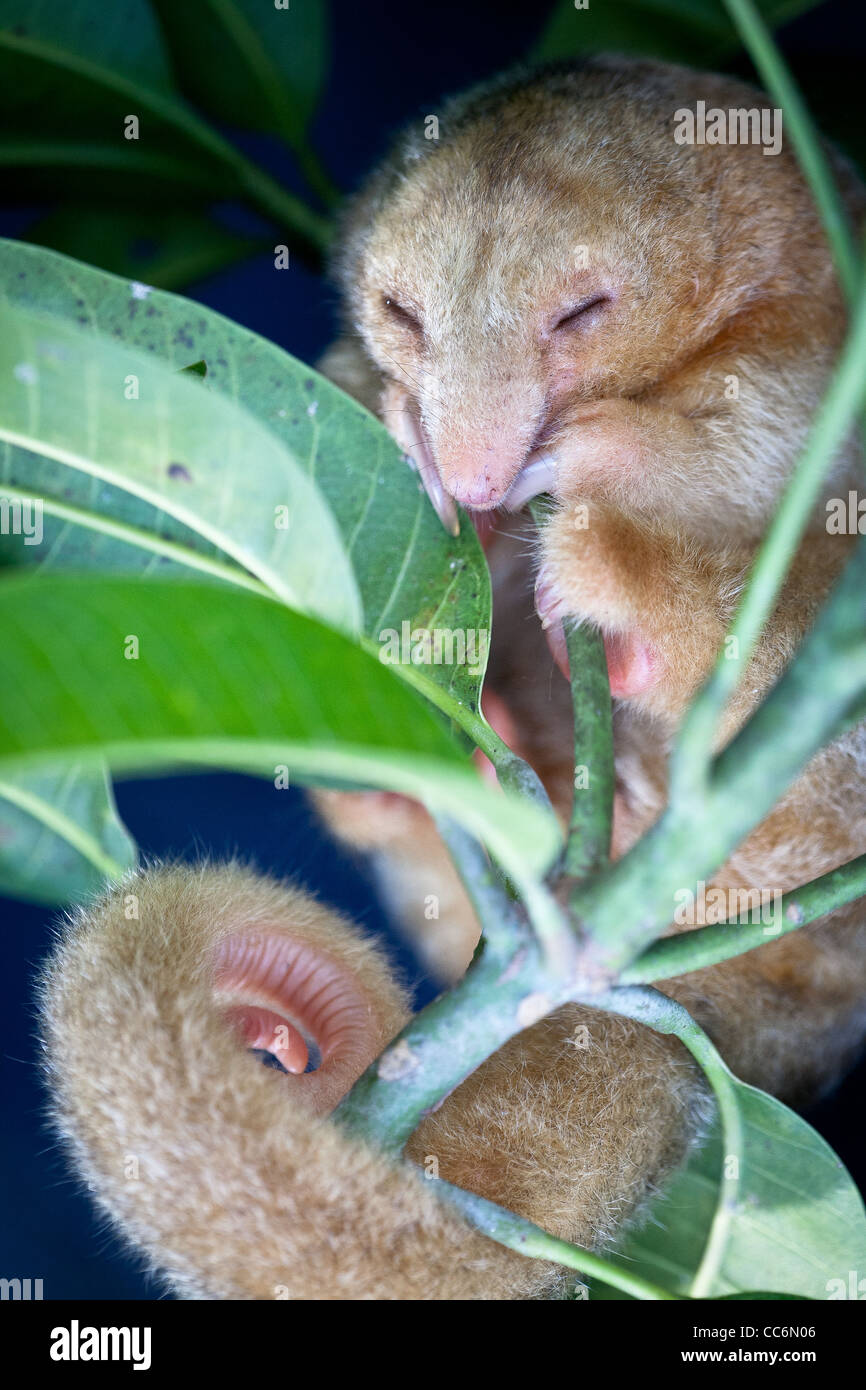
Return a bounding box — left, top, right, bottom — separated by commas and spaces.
37, 863, 559, 1300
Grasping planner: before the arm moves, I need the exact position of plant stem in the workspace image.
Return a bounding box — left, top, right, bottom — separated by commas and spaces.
563, 622, 615, 879
572, 534, 866, 971
623, 851, 866, 983
491, 739, 556, 816
435, 1181, 680, 1300
335, 937, 558, 1155
291, 139, 341, 211
433, 815, 528, 957
437, 761, 575, 974
526, 499, 614, 880
230, 157, 332, 255
671, 0, 866, 792
376, 651, 558, 826
599, 986, 744, 1301
521, 876, 582, 975
722, 0, 859, 299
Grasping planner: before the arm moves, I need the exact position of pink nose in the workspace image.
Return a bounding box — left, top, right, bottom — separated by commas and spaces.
447, 471, 512, 510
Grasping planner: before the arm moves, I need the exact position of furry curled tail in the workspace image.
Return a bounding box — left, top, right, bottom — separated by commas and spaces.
38, 863, 560, 1300
39, 863, 707, 1299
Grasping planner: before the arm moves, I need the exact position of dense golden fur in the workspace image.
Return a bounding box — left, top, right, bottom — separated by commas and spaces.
318, 54, 866, 977
315, 52, 866, 1241
38, 864, 547, 1299
333, 57, 863, 534
39, 57, 866, 1300
40, 863, 704, 1298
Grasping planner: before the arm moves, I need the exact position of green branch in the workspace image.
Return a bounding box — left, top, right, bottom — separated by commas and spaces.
572, 531, 866, 970
435, 1181, 679, 1300
563, 622, 614, 879
433, 821, 580, 982
526, 499, 614, 881
623, 850, 866, 983
335, 937, 561, 1155
599, 987, 744, 1301
433, 815, 528, 958
670, 0, 866, 793
722, 0, 859, 299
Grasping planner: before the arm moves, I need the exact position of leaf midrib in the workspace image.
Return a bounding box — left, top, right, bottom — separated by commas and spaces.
201, 0, 304, 145
0, 775, 128, 879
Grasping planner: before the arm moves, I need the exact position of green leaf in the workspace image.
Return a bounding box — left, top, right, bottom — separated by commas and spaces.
150, 0, 329, 150
0, 575, 561, 883
0, 0, 210, 161
0, 3, 331, 256
0, 140, 224, 207
24, 206, 263, 290
533, 0, 822, 66
0, 763, 136, 904
714, 1291, 809, 1300
0, 0, 177, 96
592, 1067, 866, 1301
0, 240, 493, 735
0, 297, 362, 635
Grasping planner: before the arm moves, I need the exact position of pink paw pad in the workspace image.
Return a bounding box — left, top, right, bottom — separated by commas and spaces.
534, 568, 657, 698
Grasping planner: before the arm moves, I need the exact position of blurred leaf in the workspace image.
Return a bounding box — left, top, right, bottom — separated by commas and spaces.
0, 140, 224, 206
150, 0, 329, 147
591, 1084, 866, 1300
24, 206, 262, 290
0, 0, 246, 207
0, 2, 330, 260
0, 764, 136, 904
0, 0, 205, 152
0, 0, 176, 95
533, 0, 823, 66
714, 1291, 809, 1299
0, 576, 560, 882
0, 240, 492, 726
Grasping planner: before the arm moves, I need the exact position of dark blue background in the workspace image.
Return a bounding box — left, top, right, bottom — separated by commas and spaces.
2, 0, 864, 1299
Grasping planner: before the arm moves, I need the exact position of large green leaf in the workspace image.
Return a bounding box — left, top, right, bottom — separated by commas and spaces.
533, 0, 822, 66
591, 1022, 866, 1300
593, 1100, 866, 1300
0, 575, 560, 883
0, 764, 136, 904
150, 0, 329, 149
0, 298, 360, 632
0, 240, 492, 728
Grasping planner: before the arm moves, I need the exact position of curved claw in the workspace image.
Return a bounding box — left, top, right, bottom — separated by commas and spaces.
402, 410, 460, 536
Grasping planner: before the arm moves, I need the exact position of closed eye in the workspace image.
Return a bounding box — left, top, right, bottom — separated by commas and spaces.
382, 294, 423, 334
553, 294, 610, 331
